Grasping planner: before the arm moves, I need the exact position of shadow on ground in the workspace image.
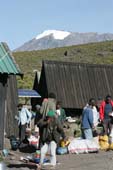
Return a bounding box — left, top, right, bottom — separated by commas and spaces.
7, 163, 37, 169
19, 144, 36, 153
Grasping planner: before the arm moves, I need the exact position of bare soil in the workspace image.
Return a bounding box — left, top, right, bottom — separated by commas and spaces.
1, 149, 113, 170
3, 138, 113, 170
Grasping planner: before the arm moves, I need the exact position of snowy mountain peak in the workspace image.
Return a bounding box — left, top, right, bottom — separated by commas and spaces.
36, 30, 71, 40
15, 31, 113, 52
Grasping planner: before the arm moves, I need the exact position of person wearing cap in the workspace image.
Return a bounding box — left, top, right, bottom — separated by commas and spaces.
27, 126, 40, 149
38, 110, 66, 167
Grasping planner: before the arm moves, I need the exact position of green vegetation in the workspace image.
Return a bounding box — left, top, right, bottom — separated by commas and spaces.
13, 40, 113, 89
0, 155, 3, 162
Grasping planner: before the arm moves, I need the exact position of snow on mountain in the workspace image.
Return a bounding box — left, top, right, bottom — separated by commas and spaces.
36, 30, 71, 40
14, 30, 113, 52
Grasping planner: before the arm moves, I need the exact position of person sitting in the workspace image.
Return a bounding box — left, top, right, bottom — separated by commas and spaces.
28, 126, 40, 149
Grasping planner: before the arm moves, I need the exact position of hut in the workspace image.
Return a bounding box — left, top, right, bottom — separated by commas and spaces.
32, 60, 113, 115
0, 42, 22, 149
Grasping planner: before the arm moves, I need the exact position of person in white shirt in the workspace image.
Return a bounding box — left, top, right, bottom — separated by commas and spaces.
92, 106, 99, 127
17, 104, 32, 143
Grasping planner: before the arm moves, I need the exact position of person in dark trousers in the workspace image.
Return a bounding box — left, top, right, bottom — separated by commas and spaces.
17, 104, 32, 143
99, 95, 113, 135
56, 101, 66, 125
38, 110, 66, 168
34, 104, 42, 126
81, 98, 95, 139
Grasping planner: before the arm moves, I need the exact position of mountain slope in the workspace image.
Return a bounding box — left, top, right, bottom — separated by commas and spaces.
15, 30, 113, 51
13, 40, 113, 89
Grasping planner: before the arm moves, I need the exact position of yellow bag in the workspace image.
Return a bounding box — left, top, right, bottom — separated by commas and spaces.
99, 135, 108, 142
99, 142, 109, 150
99, 135, 109, 150
102, 135, 109, 142
109, 143, 113, 150
60, 139, 70, 147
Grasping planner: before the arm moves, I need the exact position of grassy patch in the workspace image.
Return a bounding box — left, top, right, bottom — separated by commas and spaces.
13, 40, 113, 89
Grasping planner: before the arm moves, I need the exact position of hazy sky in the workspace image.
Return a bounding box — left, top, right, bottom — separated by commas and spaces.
0, 0, 113, 50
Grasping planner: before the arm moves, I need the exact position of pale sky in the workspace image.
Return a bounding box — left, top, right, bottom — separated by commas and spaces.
0, 0, 113, 50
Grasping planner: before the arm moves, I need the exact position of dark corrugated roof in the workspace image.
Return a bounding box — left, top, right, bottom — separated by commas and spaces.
0, 42, 22, 74
38, 60, 113, 109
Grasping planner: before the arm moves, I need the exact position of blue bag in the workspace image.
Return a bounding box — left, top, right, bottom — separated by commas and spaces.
56, 147, 68, 155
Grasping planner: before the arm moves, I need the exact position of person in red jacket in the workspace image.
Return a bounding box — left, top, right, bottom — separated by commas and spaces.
99, 95, 113, 135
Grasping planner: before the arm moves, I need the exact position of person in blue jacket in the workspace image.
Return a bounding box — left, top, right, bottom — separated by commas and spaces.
81, 98, 95, 139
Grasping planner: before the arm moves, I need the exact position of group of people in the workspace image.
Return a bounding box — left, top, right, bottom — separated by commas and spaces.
17, 92, 67, 168
81, 95, 113, 140
16, 93, 113, 168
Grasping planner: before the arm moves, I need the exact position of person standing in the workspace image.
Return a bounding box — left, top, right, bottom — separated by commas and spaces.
56, 101, 66, 125
34, 104, 42, 126
99, 95, 113, 135
38, 110, 66, 168
84, 101, 99, 128
17, 104, 32, 143
92, 105, 99, 127
40, 93, 56, 119
81, 98, 95, 139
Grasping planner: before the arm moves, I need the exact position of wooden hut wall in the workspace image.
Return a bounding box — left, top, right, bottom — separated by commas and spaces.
38, 61, 113, 109
0, 74, 7, 149
6, 75, 18, 137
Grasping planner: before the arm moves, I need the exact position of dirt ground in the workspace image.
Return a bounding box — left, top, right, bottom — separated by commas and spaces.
2, 133, 113, 170
57, 151, 113, 170
1, 149, 113, 170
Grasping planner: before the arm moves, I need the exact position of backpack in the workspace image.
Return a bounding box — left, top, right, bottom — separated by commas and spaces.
10, 136, 20, 151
